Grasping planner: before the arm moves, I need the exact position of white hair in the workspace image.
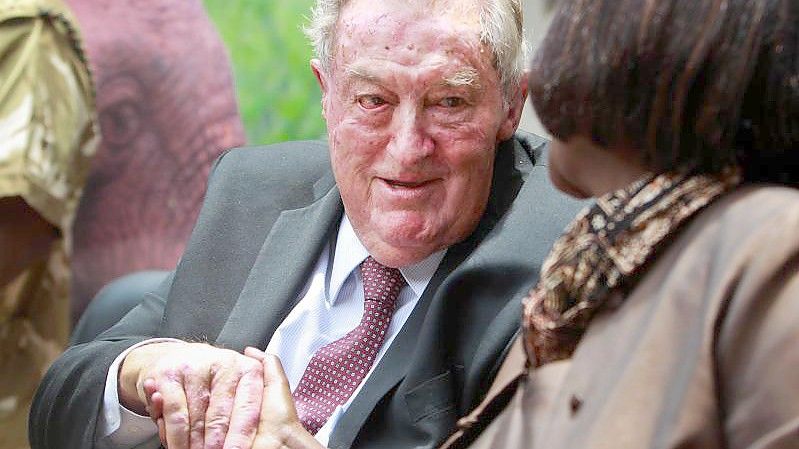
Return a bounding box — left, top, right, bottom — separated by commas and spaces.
303, 0, 529, 100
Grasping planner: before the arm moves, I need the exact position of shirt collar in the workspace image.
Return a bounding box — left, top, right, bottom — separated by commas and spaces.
327, 214, 447, 305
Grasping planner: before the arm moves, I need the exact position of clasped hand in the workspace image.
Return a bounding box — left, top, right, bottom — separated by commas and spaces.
119, 342, 321, 449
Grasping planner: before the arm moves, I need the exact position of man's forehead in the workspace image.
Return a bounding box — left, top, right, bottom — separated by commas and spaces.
334, 6, 488, 68
341, 0, 481, 21
330, 0, 498, 89
338, 0, 482, 40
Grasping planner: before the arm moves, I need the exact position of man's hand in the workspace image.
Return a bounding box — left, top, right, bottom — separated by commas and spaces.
244, 348, 324, 449
119, 341, 265, 449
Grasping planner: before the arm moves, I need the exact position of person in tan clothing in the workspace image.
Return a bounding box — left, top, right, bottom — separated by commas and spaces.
248, 0, 799, 448
0, 0, 97, 447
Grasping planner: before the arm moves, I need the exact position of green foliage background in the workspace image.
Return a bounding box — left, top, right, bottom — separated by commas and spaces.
204, 0, 326, 145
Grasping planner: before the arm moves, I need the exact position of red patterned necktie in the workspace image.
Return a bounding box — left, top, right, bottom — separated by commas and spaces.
292, 256, 406, 434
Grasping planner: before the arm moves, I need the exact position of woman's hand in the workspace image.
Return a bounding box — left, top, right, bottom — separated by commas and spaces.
245, 348, 326, 449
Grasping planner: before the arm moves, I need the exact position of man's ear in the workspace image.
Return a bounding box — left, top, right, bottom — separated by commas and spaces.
496, 71, 529, 141
311, 59, 329, 119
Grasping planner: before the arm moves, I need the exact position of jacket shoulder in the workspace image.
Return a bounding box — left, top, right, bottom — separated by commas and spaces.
206, 140, 334, 209
213, 140, 331, 182
701, 185, 799, 255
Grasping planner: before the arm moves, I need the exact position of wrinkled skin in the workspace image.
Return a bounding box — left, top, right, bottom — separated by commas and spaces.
67, 0, 246, 319
120, 342, 265, 449
315, 0, 525, 268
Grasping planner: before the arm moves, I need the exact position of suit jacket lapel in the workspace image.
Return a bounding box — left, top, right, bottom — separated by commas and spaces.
216, 182, 343, 351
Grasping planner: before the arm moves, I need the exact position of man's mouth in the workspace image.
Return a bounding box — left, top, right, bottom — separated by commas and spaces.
381, 178, 437, 189
384, 179, 427, 188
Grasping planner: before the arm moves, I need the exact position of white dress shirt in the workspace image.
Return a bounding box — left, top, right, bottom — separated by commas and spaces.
96, 215, 446, 448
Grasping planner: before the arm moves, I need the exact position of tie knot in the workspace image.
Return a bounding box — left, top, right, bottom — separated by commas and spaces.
360, 256, 405, 307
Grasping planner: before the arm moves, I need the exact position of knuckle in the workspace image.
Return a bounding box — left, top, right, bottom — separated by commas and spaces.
159, 365, 184, 382
177, 360, 196, 374
210, 349, 240, 370
190, 417, 206, 434
194, 388, 211, 404
237, 394, 262, 411
209, 360, 223, 377
165, 411, 190, 429
237, 412, 261, 435
163, 399, 184, 414
205, 414, 231, 433
242, 357, 263, 374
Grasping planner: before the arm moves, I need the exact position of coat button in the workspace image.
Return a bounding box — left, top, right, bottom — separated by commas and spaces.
570, 394, 583, 416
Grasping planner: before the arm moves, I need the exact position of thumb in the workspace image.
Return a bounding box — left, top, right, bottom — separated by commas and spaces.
253, 354, 325, 449
261, 354, 297, 419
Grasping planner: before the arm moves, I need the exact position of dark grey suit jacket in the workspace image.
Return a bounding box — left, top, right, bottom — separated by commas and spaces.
30, 134, 583, 449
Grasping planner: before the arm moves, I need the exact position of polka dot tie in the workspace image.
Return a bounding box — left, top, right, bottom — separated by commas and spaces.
292, 256, 406, 435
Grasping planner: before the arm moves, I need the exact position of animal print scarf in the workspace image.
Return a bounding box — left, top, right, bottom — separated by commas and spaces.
522, 170, 741, 366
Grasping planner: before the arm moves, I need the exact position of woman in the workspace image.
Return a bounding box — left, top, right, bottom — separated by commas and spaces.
441, 0, 799, 448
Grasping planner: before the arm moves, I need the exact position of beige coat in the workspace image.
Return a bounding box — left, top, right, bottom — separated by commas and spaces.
444, 185, 799, 449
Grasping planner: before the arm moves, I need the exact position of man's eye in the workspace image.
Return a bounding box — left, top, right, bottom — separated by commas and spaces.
438, 97, 465, 108
357, 95, 387, 109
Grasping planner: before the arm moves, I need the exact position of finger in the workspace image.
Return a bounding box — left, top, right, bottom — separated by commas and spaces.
157, 417, 167, 448
261, 355, 297, 421
150, 391, 164, 420
145, 373, 167, 447
255, 355, 319, 449
151, 393, 167, 448
221, 363, 264, 449
143, 379, 161, 420
158, 375, 191, 449
183, 369, 212, 449
244, 347, 267, 361
203, 362, 240, 449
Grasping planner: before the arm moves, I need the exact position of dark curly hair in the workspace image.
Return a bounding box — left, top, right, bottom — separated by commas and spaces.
529, 0, 798, 184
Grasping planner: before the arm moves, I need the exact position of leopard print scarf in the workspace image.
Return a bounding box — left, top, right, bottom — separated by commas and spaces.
522, 170, 741, 367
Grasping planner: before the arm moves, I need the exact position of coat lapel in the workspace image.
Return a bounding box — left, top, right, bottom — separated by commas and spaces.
216, 182, 343, 351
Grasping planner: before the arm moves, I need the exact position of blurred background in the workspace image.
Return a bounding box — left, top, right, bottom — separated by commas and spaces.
204, 0, 326, 145
202, 0, 555, 146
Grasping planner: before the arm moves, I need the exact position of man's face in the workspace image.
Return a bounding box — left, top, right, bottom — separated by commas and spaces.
314, 0, 523, 267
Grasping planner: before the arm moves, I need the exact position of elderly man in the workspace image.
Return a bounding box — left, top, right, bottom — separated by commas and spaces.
30, 1, 579, 449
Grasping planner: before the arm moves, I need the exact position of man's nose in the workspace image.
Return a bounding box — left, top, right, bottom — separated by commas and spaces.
386, 104, 435, 164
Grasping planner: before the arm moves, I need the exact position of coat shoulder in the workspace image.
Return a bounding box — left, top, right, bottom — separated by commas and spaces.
213, 140, 331, 184
698, 185, 799, 258
205, 140, 335, 211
